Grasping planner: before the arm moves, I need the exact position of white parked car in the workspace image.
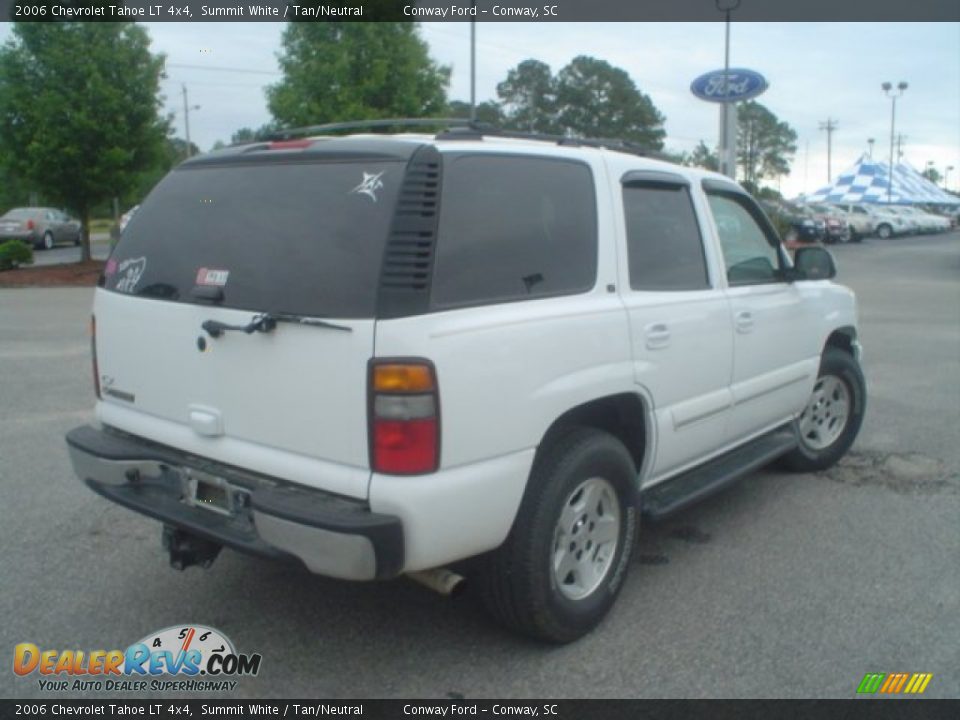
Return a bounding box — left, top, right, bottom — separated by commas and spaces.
893, 206, 951, 233
67, 127, 866, 642
830, 203, 909, 239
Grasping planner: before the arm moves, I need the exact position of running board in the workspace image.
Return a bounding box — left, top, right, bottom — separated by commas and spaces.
640, 428, 797, 519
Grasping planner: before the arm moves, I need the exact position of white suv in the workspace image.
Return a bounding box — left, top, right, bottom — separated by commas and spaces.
67, 127, 866, 642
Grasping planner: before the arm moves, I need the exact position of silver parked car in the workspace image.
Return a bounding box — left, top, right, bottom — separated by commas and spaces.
0, 207, 81, 250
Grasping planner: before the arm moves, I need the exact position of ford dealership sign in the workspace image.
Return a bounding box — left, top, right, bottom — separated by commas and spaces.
690, 68, 768, 103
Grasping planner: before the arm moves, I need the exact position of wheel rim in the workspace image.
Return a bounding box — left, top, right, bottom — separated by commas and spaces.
44, 233, 53, 249
551, 476, 621, 601
798, 374, 851, 451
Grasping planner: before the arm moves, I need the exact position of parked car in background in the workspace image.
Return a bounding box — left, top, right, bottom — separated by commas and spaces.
923, 205, 958, 228
804, 203, 850, 244
880, 206, 926, 235
893, 206, 951, 234
0, 207, 81, 250
761, 200, 824, 245
823, 203, 870, 242
830, 203, 908, 239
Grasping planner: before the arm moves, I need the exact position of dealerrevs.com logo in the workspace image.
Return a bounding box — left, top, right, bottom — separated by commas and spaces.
13, 625, 262, 692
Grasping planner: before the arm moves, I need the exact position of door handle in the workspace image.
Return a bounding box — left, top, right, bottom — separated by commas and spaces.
735, 310, 754, 333
644, 322, 671, 350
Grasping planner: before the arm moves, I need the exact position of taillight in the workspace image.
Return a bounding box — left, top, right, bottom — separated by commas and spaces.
26, 219, 35, 230
90, 315, 100, 399
369, 360, 439, 474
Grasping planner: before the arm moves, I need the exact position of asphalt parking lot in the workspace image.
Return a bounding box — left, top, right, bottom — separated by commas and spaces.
30, 236, 111, 266
1, 232, 957, 700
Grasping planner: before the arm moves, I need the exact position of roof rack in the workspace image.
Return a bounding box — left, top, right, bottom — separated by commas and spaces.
264, 118, 472, 141
265, 117, 668, 160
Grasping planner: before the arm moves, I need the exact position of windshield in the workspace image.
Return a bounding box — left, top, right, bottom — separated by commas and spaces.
105, 160, 403, 318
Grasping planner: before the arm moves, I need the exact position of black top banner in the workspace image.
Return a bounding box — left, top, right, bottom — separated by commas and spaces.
1, 0, 958, 22
2, 699, 960, 720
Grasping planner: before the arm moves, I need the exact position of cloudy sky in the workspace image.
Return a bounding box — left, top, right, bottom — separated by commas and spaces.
2, 21, 958, 197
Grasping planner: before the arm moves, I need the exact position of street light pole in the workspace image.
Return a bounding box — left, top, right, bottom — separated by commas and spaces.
882, 81, 907, 204
867, 138, 874, 160
945, 165, 955, 191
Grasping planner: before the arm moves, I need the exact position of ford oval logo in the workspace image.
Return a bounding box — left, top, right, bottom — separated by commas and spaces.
690, 68, 768, 103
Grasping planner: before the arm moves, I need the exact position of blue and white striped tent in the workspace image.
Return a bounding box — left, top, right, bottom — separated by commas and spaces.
806, 156, 959, 205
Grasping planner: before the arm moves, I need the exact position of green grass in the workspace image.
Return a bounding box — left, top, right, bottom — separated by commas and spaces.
88, 218, 115, 233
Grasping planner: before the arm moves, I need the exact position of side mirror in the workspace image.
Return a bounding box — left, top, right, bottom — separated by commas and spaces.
793, 246, 837, 280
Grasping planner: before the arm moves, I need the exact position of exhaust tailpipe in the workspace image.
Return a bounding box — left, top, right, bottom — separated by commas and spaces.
407, 568, 466, 598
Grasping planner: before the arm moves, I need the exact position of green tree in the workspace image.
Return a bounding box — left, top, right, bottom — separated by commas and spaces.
267, 23, 449, 128
447, 100, 504, 126
0, 22, 168, 261
921, 166, 941, 185
0, 164, 28, 211
688, 140, 719, 171
736, 101, 797, 187
496, 59, 558, 133
555, 56, 665, 150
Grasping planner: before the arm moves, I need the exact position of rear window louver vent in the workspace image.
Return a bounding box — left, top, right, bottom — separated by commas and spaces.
376, 145, 442, 318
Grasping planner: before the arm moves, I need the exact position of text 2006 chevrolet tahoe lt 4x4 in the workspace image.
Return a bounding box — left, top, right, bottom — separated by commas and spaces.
67, 128, 865, 642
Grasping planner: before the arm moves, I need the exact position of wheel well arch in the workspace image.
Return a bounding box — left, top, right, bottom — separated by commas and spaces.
536, 393, 649, 476
824, 326, 857, 357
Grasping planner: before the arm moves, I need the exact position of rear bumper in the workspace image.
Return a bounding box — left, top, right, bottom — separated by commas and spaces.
65, 425, 403, 580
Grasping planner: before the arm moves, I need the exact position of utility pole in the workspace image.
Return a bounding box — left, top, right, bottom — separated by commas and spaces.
182, 85, 192, 158
819, 117, 838, 182
180, 85, 201, 159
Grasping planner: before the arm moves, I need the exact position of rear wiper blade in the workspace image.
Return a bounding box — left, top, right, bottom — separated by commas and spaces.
265, 312, 353, 333
202, 312, 352, 338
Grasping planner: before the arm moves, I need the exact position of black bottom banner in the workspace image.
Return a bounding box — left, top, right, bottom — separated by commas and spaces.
2, 699, 958, 720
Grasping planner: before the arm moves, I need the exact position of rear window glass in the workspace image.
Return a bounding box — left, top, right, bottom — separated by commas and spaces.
106, 160, 403, 318
430, 155, 597, 309
623, 184, 709, 291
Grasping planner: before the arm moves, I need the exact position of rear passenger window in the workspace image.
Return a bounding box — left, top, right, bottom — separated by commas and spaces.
622, 184, 708, 291
430, 155, 597, 309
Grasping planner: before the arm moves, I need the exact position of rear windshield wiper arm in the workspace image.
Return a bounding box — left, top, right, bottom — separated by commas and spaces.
202, 312, 352, 338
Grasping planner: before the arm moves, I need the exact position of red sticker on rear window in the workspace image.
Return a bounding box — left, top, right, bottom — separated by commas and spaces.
196, 268, 230, 287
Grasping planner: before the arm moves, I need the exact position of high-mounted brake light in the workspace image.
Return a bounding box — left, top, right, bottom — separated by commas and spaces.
369, 360, 439, 475
90, 316, 100, 399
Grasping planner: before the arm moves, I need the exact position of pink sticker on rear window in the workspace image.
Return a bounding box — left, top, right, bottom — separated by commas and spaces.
195, 268, 230, 287
105, 259, 117, 276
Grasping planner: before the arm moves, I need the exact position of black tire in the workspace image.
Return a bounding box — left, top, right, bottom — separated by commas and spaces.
781, 348, 866, 473
478, 427, 638, 643
876, 223, 892, 240
42, 231, 54, 250
73, 233, 81, 247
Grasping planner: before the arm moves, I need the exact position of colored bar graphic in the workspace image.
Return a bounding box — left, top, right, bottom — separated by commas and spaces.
857, 673, 886, 693
857, 672, 932, 695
